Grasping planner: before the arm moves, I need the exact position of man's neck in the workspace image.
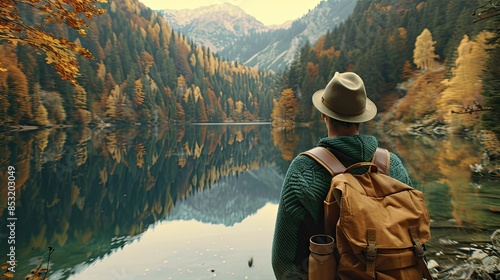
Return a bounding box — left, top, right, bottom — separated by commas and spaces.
328, 127, 360, 137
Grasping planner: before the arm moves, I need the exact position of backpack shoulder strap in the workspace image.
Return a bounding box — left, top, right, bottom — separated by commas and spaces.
300, 147, 345, 176
301, 146, 391, 175
300, 147, 343, 238
373, 147, 390, 175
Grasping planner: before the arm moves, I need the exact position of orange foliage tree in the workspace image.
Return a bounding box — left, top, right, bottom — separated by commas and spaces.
271, 88, 300, 128
396, 68, 446, 122
0, 63, 32, 125
0, 0, 107, 84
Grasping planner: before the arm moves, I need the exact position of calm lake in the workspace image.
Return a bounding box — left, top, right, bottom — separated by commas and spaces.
0, 123, 498, 279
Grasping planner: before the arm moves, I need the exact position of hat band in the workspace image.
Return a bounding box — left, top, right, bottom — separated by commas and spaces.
322, 96, 366, 116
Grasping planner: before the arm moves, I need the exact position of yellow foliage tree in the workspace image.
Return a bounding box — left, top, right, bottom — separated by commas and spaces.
437, 31, 495, 132
235, 101, 244, 115
413, 28, 439, 70
96, 61, 106, 81
134, 79, 144, 105
40, 90, 66, 124
0, 45, 15, 125
0, 0, 107, 84
174, 102, 185, 122
33, 104, 50, 126
140, 51, 154, 74
73, 84, 91, 125
106, 84, 122, 121
227, 97, 235, 119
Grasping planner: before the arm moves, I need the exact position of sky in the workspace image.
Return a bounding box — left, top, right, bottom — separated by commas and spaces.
139, 0, 324, 26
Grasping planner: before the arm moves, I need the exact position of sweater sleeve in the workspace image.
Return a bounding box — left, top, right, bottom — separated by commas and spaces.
272, 157, 309, 280
272, 155, 332, 279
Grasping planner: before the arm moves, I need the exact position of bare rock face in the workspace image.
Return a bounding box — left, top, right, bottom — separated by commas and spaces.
162, 4, 267, 52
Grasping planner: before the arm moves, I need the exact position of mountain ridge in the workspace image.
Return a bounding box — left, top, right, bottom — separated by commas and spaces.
161, 0, 357, 72
161, 3, 270, 52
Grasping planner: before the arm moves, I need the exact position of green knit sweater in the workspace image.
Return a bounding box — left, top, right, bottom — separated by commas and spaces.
271, 135, 412, 279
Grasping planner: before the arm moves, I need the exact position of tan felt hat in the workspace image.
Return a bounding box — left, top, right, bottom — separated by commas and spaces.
312, 72, 377, 123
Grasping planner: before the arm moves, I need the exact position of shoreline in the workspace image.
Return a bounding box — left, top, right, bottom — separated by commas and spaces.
190, 122, 271, 126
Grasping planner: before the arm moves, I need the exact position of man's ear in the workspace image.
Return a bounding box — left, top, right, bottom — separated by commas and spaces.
321, 113, 329, 122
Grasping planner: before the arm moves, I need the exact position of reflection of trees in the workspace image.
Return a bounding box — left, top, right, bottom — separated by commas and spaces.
384, 135, 442, 185
435, 136, 491, 227
272, 129, 300, 161
378, 132, 500, 227
0, 124, 282, 276
4, 123, 497, 276
0, 133, 31, 215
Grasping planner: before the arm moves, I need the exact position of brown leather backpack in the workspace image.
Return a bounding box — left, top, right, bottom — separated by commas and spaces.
301, 147, 433, 280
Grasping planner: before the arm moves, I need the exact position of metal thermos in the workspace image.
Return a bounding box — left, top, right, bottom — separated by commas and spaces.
308, 234, 336, 280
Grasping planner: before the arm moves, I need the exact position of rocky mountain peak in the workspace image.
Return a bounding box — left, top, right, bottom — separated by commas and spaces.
161, 4, 268, 52
161, 0, 357, 71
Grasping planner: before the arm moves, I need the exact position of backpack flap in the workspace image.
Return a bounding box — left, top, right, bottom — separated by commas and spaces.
333, 171, 431, 262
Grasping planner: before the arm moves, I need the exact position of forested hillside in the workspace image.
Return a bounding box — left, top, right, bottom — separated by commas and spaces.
275, 0, 499, 135
2, 0, 498, 136
0, 0, 276, 128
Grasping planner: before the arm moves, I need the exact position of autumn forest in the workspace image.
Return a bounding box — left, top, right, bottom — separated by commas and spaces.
276, 0, 499, 137
0, 0, 277, 128
1, 0, 500, 277
0, 0, 499, 135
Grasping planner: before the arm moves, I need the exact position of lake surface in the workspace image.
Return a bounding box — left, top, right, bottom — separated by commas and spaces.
0, 124, 498, 279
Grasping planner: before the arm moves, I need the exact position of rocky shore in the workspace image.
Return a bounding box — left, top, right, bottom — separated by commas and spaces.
429, 229, 500, 279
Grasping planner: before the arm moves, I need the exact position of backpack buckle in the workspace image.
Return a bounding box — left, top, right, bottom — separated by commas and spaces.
410, 226, 425, 257
413, 241, 424, 257
366, 235, 377, 278
366, 241, 377, 261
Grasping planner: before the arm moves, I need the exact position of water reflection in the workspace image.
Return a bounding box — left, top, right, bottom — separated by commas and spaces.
0, 124, 499, 278
69, 204, 278, 280
0, 124, 284, 278
378, 133, 500, 228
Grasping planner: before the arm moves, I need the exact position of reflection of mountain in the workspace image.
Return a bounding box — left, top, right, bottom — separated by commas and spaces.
167, 166, 283, 226
0, 124, 285, 277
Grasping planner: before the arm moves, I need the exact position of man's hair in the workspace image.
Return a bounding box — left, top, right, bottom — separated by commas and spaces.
327, 117, 360, 129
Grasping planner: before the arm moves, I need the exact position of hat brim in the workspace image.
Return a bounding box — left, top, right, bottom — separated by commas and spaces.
312, 89, 377, 123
